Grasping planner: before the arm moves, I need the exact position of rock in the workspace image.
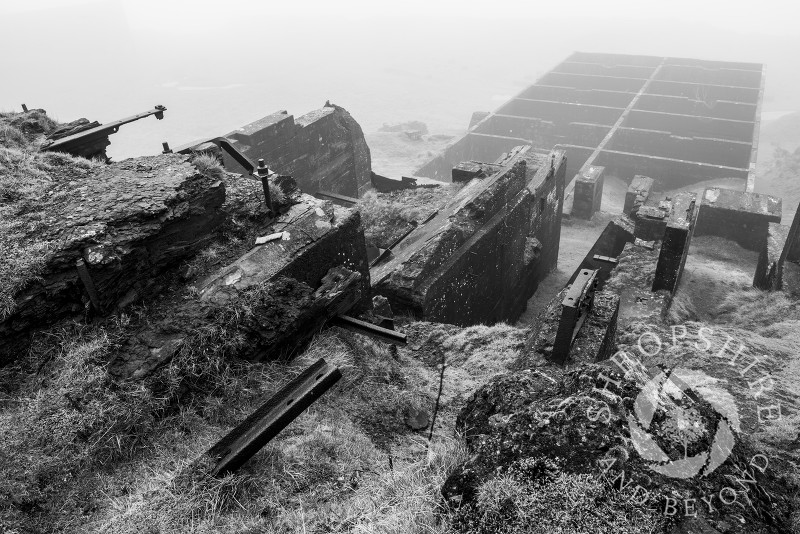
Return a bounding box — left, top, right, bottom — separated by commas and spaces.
404, 408, 429, 430
0, 154, 226, 364
443, 365, 796, 533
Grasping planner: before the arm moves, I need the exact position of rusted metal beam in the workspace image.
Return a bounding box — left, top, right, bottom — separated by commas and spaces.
592, 254, 618, 264
552, 269, 599, 363
43, 105, 167, 156
331, 315, 408, 346
75, 259, 104, 313
207, 358, 341, 476
316, 190, 359, 206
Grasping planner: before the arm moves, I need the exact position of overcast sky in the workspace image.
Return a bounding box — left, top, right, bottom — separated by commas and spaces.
2, 0, 798, 158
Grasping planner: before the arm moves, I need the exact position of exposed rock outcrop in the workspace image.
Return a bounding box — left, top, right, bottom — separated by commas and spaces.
0, 154, 226, 364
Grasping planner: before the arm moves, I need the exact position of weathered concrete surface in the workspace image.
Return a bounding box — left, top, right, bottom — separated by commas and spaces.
524, 288, 619, 366
444, 364, 794, 533
198, 196, 370, 305
604, 241, 669, 326
624, 174, 654, 215
372, 146, 565, 326
110, 196, 370, 377
567, 216, 634, 289
632, 191, 696, 244
652, 192, 697, 293
0, 154, 226, 364
753, 223, 790, 290
218, 103, 371, 198
571, 165, 604, 219
695, 187, 781, 251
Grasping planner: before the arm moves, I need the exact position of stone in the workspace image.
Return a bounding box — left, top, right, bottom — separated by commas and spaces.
372, 146, 565, 326
0, 154, 226, 364
571, 165, 604, 220
404, 408, 429, 430
694, 188, 782, 251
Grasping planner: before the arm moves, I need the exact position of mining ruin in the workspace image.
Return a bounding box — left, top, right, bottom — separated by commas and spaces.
2, 50, 799, 534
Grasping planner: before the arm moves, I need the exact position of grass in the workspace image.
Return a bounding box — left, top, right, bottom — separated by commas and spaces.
453, 457, 664, 533
0, 117, 102, 320
358, 185, 461, 249
0, 307, 527, 533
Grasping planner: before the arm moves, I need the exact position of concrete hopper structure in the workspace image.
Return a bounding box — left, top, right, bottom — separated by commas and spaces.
415, 52, 764, 215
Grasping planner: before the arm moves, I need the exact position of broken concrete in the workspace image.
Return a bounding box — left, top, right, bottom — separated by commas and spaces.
525, 287, 619, 366
571, 165, 604, 219
372, 146, 565, 326
695, 187, 781, 251
189, 103, 371, 199
0, 154, 226, 364
109, 195, 370, 377
753, 201, 800, 290
567, 216, 635, 289
652, 193, 697, 293
623, 174, 654, 215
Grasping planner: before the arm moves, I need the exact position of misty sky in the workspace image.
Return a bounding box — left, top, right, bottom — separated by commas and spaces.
1, 0, 798, 160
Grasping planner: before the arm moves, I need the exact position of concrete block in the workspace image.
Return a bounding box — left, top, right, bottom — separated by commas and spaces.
652, 193, 697, 293
695, 187, 782, 251
572, 165, 604, 219
624, 175, 654, 215
753, 223, 790, 290
372, 147, 566, 326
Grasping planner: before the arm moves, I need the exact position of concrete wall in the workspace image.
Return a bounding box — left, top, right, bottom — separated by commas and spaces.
373, 147, 565, 326
221, 103, 371, 198
694, 188, 782, 251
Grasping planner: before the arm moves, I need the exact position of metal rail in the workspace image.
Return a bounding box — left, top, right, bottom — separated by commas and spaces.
207, 358, 341, 476
43, 105, 166, 155
331, 315, 407, 346
316, 190, 359, 206
552, 269, 599, 364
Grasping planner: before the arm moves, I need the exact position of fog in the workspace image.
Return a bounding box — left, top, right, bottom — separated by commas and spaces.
1, 0, 798, 160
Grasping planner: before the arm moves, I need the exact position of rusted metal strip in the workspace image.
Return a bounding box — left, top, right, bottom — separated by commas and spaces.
43, 105, 166, 154
208, 358, 341, 476
331, 315, 408, 346
316, 190, 358, 206
75, 259, 104, 313
552, 269, 598, 363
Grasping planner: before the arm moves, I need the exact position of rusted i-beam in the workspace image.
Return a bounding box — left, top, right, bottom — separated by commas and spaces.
207, 358, 341, 476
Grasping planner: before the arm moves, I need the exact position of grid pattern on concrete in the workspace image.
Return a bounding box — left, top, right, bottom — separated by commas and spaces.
415, 52, 764, 196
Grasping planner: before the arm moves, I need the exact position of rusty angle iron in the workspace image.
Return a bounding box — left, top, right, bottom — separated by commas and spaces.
43, 105, 167, 156
552, 269, 599, 364
207, 358, 341, 476
331, 315, 407, 346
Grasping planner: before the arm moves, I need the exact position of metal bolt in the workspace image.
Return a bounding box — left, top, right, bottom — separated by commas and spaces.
21, 104, 28, 112
257, 159, 269, 177
161, 142, 172, 154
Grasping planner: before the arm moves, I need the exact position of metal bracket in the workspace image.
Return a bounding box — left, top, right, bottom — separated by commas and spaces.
552, 269, 599, 364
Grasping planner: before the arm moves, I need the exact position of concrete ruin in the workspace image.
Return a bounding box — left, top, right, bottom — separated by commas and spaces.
694, 187, 781, 251
370, 146, 566, 326
754, 202, 800, 292
571, 165, 604, 219
415, 52, 763, 214
181, 103, 371, 199
623, 174, 654, 215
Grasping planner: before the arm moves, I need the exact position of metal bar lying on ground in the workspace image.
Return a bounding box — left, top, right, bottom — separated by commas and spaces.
207, 358, 341, 476
331, 315, 408, 346
316, 190, 359, 206
592, 254, 619, 264
75, 259, 104, 313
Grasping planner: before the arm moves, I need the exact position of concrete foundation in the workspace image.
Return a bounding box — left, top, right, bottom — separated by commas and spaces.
184, 103, 371, 198
695, 188, 782, 251
624, 175, 654, 215
414, 52, 763, 207
371, 146, 565, 326
572, 165, 604, 219
753, 202, 800, 290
